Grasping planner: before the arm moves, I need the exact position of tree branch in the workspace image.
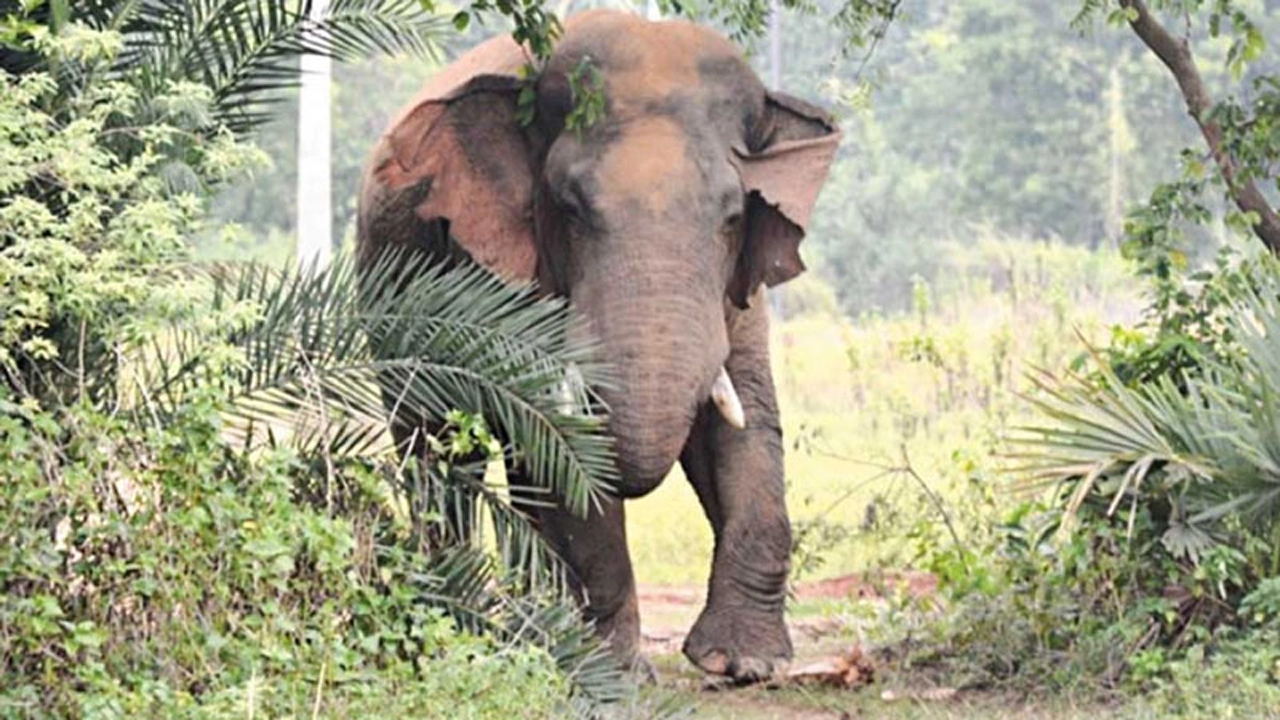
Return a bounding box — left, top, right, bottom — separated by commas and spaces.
1121, 0, 1280, 254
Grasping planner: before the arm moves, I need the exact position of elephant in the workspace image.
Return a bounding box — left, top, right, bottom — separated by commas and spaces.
356, 8, 841, 683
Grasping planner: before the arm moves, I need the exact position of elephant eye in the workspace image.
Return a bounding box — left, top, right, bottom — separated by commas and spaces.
560, 192, 584, 220
556, 175, 592, 224
722, 211, 745, 239
717, 185, 746, 241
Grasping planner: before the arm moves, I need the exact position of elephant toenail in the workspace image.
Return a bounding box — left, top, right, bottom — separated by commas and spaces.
729, 656, 772, 684
698, 650, 730, 675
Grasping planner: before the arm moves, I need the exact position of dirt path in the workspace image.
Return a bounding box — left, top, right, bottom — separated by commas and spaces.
637, 572, 939, 719
637, 571, 936, 660
636, 573, 1127, 719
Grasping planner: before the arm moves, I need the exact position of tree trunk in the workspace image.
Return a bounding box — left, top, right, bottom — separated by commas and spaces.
1120, 0, 1280, 254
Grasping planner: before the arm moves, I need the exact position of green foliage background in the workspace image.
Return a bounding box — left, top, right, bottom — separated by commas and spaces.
0, 7, 633, 716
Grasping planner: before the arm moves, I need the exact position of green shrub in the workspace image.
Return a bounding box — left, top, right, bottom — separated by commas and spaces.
1016, 257, 1280, 584
858, 260, 1280, 696
1142, 628, 1280, 719
1, 29, 632, 719
0, 399, 570, 718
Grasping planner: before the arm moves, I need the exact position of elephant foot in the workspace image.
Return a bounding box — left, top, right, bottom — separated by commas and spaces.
586, 587, 644, 672
682, 604, 792, 684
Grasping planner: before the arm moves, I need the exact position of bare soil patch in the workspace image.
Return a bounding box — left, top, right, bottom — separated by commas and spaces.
638, 571, 935, 659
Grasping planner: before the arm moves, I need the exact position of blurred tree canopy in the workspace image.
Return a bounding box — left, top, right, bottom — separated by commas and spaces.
203, 0, 1280, 315
801, 0, 1280, 315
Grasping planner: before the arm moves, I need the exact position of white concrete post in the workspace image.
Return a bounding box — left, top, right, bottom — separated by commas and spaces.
296, 0, 332, 271
767, 0, 783, 317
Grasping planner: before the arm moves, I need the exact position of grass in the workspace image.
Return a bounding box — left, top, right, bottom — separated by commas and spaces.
646, 656, 1280, 720
654, 684, 1135, 720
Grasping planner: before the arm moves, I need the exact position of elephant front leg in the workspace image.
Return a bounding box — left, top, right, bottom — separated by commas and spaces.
510, 470, 642, 666
680, 331, 793, 683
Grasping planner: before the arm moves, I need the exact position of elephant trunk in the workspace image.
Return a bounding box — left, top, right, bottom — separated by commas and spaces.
577, 273, 728, 498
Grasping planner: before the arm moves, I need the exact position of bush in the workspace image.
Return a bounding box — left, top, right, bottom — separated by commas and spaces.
1, 30, 632, 719
853, 259, 1280, 699
1143, 628, 1280, 718
0, 399, 570, 718
1018, 256, 1280, 584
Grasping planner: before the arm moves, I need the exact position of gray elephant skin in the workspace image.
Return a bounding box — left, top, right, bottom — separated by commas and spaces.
357, 8, 841, 683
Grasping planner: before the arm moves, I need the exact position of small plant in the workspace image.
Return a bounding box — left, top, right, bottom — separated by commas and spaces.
1240, 577, 1280, 627
565, 55, 606, 135
791, 514, 853, 582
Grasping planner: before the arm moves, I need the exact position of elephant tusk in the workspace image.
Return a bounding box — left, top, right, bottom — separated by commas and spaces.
711, 366, 746, 429
557, 362, 584, 415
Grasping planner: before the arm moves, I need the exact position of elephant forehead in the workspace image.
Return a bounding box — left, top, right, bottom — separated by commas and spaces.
594, 116, 696, 216
604, 35, 708, 104
562, 11, 742, 107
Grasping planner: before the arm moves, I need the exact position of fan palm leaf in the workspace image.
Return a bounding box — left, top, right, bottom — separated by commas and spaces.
1012, 258, 1280, 559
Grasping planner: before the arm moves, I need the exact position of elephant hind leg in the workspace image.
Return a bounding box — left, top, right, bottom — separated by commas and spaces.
680, 406, 723, 531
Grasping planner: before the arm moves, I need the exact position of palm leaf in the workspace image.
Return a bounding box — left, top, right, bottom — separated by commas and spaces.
138, 252, 618, 517
406, 544, 639, 717
1011, 259, 1280, 557
1009, 360, 1217, 550
127, 252, 640, 710
75, 0, 447, 134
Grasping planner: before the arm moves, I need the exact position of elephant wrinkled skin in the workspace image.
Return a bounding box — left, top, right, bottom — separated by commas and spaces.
356, 9, 841, 684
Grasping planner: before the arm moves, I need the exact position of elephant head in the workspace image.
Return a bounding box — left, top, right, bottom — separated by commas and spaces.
359, 9, 841, 497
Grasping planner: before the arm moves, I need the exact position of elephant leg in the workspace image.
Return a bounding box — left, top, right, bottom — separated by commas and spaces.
389, 416, 641, 662
508, 467, 642, 665
680, 301, 792, 683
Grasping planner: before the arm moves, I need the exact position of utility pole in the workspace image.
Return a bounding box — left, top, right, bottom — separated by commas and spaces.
297, 0, 332, 271
1105, 64, 1129, 249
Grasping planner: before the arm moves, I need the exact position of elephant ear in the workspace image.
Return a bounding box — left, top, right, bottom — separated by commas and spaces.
370, 35, 538, 281
728, 92, 842, 308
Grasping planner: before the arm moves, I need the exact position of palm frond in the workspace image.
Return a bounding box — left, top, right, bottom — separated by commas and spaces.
1010, 362, 1217, 553
83, 0, 447, 134
140, 252, 618, 516
127, 252, 638, 709
405, 544, 636, 717
1012, 258, 1280, 558
1011, 365, 1211, 487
